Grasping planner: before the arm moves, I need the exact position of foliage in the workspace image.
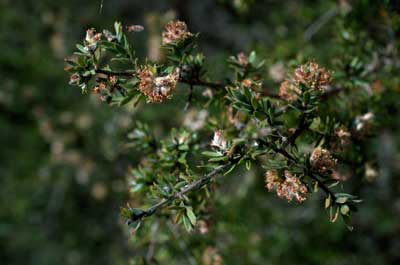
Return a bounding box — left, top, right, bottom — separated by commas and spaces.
2, 0, 400, 265
64, 1, 399, 263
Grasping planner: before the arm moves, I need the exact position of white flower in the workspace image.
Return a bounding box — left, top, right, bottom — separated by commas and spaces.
85, 28, 102, 51
211, 130, 227, 151
355, 112, 374, 131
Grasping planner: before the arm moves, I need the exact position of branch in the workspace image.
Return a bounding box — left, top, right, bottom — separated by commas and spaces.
182, 79, 283, 100
308, 174, 337, 200
130, 163, 231, 222
95, 69, 226, 90
284, 114, 309, 148
95, 69, 135, 77
181, 79, 226, 89
268, 141, 337, 200
282, 86, 344, 147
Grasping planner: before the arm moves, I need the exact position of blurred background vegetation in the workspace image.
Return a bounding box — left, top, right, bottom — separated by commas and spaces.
0, 0, 399, 264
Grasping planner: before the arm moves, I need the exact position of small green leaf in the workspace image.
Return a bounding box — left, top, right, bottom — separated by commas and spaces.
209, 156, 229, 162
202, 151, 223, 157
313, 181, 319, 192
325, 195, 331, 209
245, 160, 251, 171
331, 207, 339, 223
186, 207, 197, 226
224, 164, 237, 175
336, 197, 349, 204
76, 44, 89, 54
249, 51, 257, 65
182, 214, 193, 232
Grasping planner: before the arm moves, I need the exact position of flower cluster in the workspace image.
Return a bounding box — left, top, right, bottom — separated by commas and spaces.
138, 67, 180, 103
310, 147, 337, 173
278, 61, 331, 101
265, 170, 280, 191
294, 61, 332, 90
85, 28, 102, 52
265, 170, 308, 203
162, 20, 193, 45
279, 80, 301, 101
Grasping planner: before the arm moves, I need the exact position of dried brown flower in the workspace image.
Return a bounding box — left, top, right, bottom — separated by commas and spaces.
331, 127, 351, 152
162, 20, 193, 45
278, 171, 308, 202
109, 76, 118, 86
69, 73, 80, 86
138, 67, 180, 103
85, 28, 102, 51
237, 52, 249, 67
126, 25, 144, 32
265, 170, 280, 191
241, 79, 253, 88
93, 82, 107, 94
265, 170, 307, 203
294, 61, 331, 90
279, 80, 301, 101
310, 147, 337, 173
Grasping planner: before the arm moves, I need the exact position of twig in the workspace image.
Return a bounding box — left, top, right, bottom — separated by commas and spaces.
95, 69, 284, 100
308, 174, 336, 199
130, 164, 231, 222
95, 69, 135, 77
284, 114, 309, 148
181, 79, 225, 89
